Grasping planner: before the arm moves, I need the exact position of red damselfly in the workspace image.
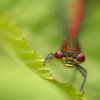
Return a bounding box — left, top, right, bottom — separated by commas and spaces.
44, 0, 87, 94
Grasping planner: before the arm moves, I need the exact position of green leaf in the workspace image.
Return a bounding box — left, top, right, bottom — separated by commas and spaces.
0, 17, 86, 100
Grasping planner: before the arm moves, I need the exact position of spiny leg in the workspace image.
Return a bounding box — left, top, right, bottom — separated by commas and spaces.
75, 64, 87, 94
43, 53, 54, 66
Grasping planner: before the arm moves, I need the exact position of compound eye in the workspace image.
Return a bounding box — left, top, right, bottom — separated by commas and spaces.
77, 53, 85, 62
55, 50, 63, 59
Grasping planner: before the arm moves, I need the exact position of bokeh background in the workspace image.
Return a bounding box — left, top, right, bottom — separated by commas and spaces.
0, 0, 100, 100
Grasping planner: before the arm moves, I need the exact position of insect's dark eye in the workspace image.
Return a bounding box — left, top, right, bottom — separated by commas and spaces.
55, 50, 63, 59
77, 53, 85, 62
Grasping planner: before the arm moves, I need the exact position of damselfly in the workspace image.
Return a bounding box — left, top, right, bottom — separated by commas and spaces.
44, 0, 87, 94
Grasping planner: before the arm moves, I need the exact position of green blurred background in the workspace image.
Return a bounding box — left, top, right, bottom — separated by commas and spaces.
0, 0, 100, 100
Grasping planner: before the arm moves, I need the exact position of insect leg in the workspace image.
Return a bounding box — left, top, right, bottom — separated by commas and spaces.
75, 64, 87, 94
43, 53, 54, 66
